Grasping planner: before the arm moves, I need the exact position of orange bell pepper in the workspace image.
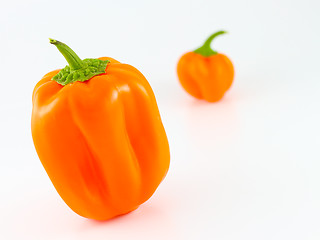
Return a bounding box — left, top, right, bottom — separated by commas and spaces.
177, 31, 234, 102
31, 39, 170, 220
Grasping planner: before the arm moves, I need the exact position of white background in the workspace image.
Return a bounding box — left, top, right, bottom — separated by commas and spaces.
1, 0, 320, 239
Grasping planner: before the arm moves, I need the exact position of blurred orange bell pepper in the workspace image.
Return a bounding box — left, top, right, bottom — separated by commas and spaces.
31, 39, 170, 220
177, 31, 234, 102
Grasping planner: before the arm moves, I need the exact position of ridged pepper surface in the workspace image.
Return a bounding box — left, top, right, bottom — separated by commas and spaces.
177, 31, 234, 102
32, 39, 170, 220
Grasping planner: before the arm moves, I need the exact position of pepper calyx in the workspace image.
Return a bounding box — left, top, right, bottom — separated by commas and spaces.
49, 38, 109, 86
52, 58, 109, 86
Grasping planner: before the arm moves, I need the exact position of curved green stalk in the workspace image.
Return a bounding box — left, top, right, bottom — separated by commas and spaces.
194, 31, 227, 57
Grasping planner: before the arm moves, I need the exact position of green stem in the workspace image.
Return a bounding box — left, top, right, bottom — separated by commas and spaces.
49, 39, 110, 86
194, 30, 227, 57
49, 38, 83, 70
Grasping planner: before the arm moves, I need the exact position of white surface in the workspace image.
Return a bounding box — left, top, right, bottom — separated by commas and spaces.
1, 0, 320, 239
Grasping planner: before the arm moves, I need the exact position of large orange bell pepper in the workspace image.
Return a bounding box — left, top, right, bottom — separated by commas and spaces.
177, 31, 234, 102
31, 39, 170, 220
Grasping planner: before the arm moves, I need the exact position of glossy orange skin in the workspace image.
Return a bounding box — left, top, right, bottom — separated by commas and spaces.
32, 57, 170, 220
177, 52, 234, 102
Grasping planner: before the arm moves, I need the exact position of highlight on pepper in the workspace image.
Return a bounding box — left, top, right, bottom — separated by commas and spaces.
31, 39, 170, 221
177, 30, 234, 102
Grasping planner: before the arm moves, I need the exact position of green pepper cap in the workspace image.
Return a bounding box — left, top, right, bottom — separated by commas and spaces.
49, 39, 109, 86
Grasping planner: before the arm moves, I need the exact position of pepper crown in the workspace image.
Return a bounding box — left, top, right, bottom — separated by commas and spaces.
49, 39, 109, 86
194, 31, 227, 57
